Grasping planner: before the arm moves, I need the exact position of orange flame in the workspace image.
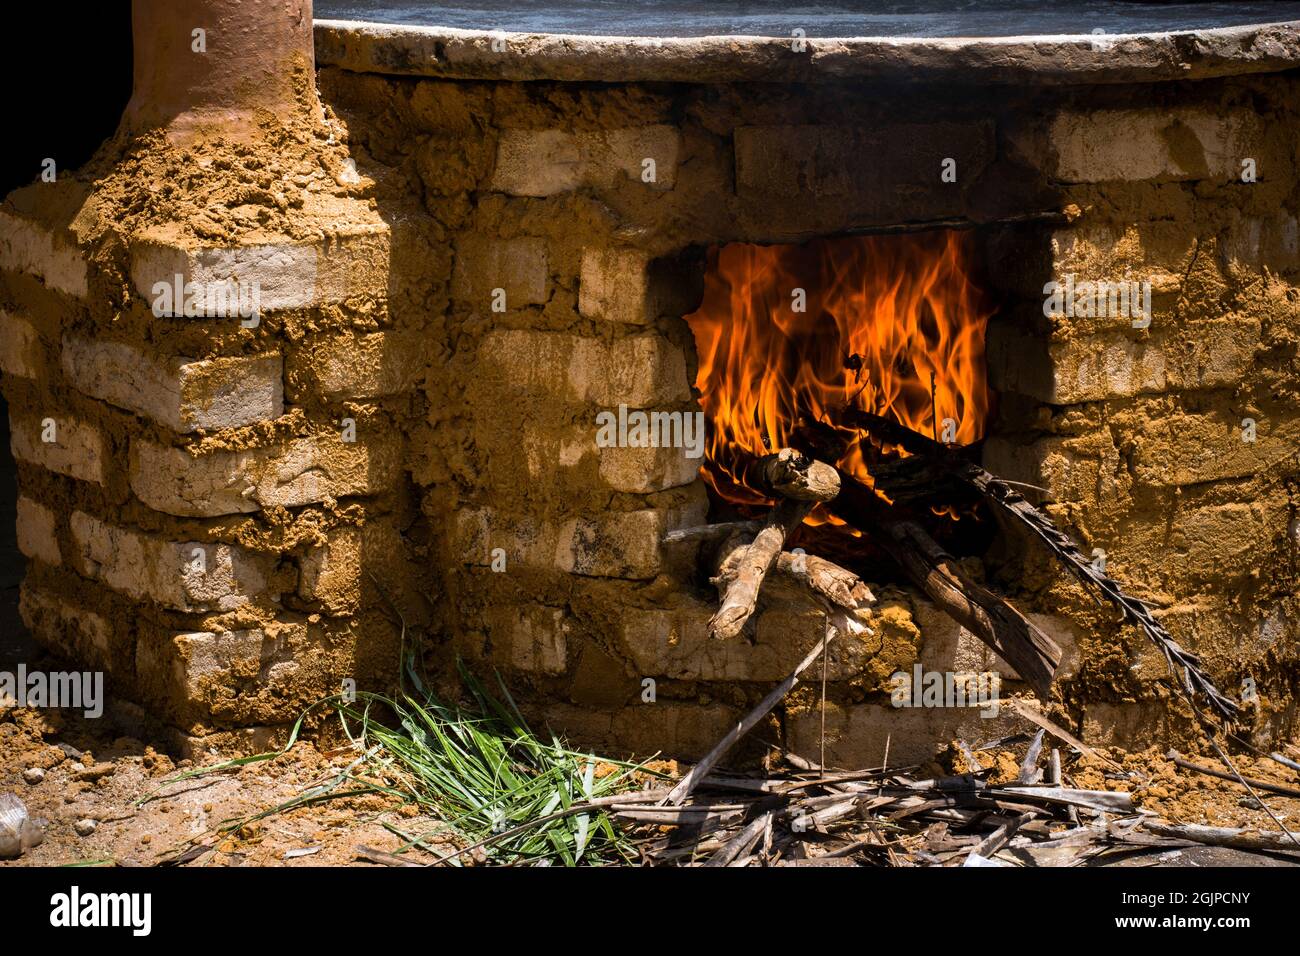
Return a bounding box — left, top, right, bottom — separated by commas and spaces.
684, 230, 993, 518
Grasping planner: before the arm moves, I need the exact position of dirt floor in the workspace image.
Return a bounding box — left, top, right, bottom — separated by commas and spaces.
2, 690, 1299, 867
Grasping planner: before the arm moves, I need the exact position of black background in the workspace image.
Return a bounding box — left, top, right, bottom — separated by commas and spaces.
0, 3, 133, 196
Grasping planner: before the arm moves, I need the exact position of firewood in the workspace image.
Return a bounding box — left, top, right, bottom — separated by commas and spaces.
708, 499, 812, 640
708, 448, 840, 640
661, 520, 762, 547
743, 447, 841, 502
713, 540, 876, 613
1139, 821, 1300, 853
1167, 750, 1300, 799
776, 551, 876, 610
842, 408, 1238, 721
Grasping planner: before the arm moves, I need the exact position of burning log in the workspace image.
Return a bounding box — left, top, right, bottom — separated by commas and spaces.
842, 408, 1238, 721
781, 420, 1061, 695
739, 447, 842, 502
703, 439, 1058, 694
708, 450, 841, 640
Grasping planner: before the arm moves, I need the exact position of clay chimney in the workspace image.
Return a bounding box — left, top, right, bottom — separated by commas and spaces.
123, 0, 319, 138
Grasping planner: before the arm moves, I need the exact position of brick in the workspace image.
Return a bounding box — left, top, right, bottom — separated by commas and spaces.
483, 604, 568, 674
982, 433, 1124, 507
130, 433, 398, 517
70, 511, 274, 612
988, 319, 1260, 404
491, 126, 680, 197
499, 421, 697, 494
579, 247, 653, 325
598, 443, 701, 493
476, 329, 689, 407
604, 126, 680, 190
1053, 223, 1196, 288
734, 122, 992, 207
288, 331, 426, 402
0, 209, 87, 297
616, 597, 890, 682
491, 129, 582, 197
786, 701, 1022, 768
452, 235, 547, 307
1046, 109, 1263, 184
457, 499, 706, 580
913, 599, 1081, 681
143, 626, 303, 721
1221, 208, 1300, 275
129, 221, 390, 313
9, 414, 107, 485
15, 496, 59, 565
62, 335, 283, 432
1168, 499, 1285, 584
0, 310, 43, 378
455, 508, 565, 569
19, 585, 113, 671
603, 334, 691, 406
476, 330, 603, 403
1129, 410, 1297, 488
558, 510, 669, 579
298, 526, 360, 616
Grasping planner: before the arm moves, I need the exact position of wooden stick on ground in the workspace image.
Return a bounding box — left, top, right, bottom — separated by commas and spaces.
1007, 698, 1121, 771
1167, 750, 1300, 800
708, 449, 840, 640
1139, 821, 1300, 854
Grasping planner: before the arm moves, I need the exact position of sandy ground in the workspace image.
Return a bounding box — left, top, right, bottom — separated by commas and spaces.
3, 693, 1299, 868
0, 705, 456, 867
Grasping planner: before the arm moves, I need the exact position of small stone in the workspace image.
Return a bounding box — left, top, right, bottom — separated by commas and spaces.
73, 762, 116, 783
22, 767, 45, 785
74, 818, 97, 837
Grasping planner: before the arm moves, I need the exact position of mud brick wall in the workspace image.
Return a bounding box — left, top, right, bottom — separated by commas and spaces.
982, 79, 1300, 749
0, 141, 424, 755
305, 41, 1300, 764
4, 20, 1298, 763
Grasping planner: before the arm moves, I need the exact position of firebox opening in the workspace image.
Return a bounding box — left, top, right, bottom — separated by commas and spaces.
681, 227, 1008, 583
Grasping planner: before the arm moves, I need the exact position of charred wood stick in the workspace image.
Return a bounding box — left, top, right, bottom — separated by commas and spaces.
826, 473, 1061, 697
777, 551, 876, 610
355, 845, 422, 867
662, 520, 762, 548
709, 449, 840, 640
991, 785, 1133, 813
1006, 698, 1122, 771
964, 811, 1033, 864
843, 408, 1237, 721
706, 808, 780, 867
741, 447, 842, 502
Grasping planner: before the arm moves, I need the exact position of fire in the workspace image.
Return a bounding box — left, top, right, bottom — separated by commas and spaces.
683, 230, 993, 517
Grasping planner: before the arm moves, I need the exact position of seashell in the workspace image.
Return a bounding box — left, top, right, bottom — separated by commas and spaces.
0, 792, 45, 859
